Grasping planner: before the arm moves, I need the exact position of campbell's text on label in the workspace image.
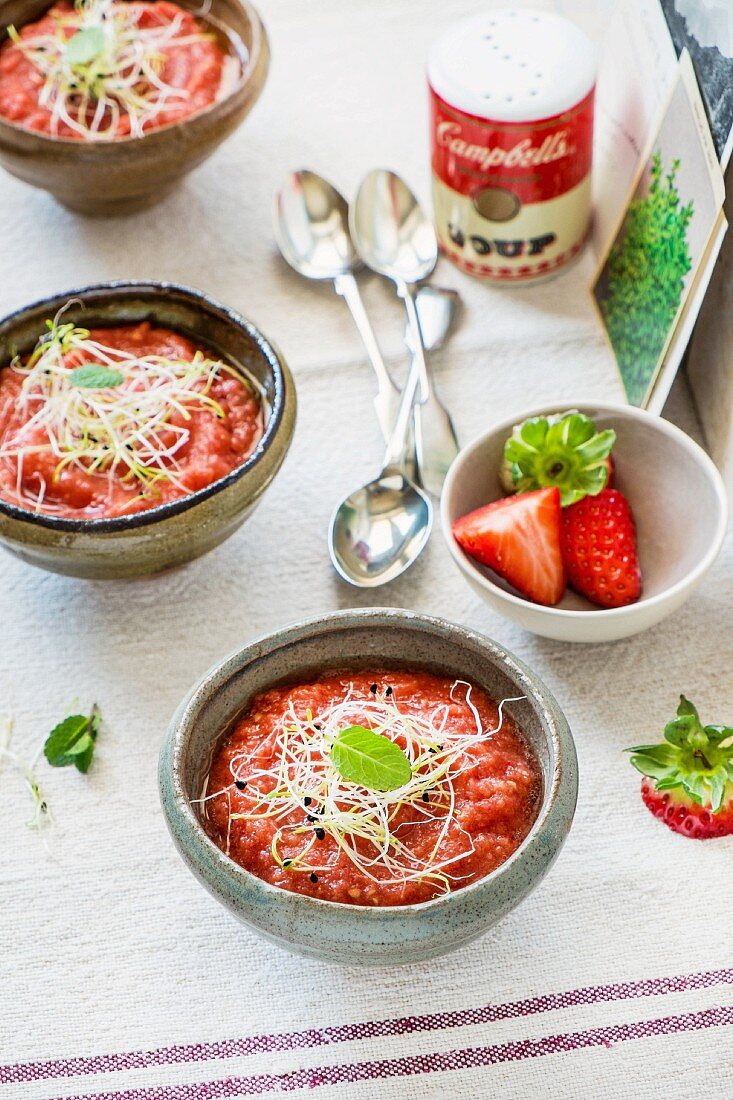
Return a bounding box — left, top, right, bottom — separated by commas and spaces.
429, 88, 595, 283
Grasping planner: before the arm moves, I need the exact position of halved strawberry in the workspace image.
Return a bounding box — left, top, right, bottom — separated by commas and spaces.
561, 488, 641, 608
452, 487, 565, 606
628, 696, 733, 840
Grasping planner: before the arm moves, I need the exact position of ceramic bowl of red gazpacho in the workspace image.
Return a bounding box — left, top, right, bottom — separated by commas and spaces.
0, 0, 268, 214
0, 280, 296, 578
159, 608, 578, 966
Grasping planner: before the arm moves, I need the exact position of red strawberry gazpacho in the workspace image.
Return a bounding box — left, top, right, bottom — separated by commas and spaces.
202, 670, 542, 906
0, 313, 264, 519
0, 0, 240, 141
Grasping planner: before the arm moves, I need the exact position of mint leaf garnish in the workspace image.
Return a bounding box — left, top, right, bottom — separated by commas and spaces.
44, 705, 101, 774
69, 364, 124, 389
65, 27, 105, 67
330, 725, 411, 791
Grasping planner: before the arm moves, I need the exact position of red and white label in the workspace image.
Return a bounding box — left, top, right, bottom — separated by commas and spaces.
429, 86, 595, 282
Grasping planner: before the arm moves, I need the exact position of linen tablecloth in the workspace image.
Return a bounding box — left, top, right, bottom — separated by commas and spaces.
1, 1, 732, 1097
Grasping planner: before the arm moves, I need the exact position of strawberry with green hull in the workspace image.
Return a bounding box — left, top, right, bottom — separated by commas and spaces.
561, 488, 642, 608
627, 696, 733, 839
500, 411, 616, 505
452, 487, 565, 606
454, 409, 642, 610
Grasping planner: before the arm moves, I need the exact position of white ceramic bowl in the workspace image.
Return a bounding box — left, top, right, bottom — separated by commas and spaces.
441, 402, 728, 643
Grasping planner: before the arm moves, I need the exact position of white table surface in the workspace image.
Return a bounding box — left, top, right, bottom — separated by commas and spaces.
1, 2, 732, 1098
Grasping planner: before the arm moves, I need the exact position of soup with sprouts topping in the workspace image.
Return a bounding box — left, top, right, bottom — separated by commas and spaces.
202, 670, 541, 906
0, 0, 241, 140
0, 316, 264, 519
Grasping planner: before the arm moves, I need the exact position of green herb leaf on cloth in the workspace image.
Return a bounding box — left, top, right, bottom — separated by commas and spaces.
44, 704, 101, 773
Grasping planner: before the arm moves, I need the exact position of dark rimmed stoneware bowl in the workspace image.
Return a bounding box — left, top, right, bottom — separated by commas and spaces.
0, 281, 296, 578
0, 0, 269, 214
159, 609, 578, 966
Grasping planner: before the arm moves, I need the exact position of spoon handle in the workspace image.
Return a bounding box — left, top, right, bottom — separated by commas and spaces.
334, 272, 400, 442
381, 349, 422, 474
401, 288, 460, 498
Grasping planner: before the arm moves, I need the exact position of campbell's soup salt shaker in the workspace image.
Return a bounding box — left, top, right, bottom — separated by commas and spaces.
428, 10, 596, 283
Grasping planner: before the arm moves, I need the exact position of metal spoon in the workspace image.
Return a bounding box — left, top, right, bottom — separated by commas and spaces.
350, 170, 460, 497
329, 349, 432, 588
273, 169, 400, 441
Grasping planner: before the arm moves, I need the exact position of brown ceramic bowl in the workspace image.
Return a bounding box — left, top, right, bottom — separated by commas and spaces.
0, 0, 269, 215
0, 281, 297, 578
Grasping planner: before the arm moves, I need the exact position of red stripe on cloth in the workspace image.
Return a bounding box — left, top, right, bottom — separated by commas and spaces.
53, 1004, 733, 1100
2, 967, 732, 1086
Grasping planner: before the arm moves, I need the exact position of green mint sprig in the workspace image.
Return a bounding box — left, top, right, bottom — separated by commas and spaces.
44, 704, 101, 774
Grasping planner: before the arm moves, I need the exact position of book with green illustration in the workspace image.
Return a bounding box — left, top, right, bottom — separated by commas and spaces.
591, 51, 725, 408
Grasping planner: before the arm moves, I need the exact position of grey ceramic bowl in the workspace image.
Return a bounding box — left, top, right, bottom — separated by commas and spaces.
0, 281, 296, 578
0, 0, 269, 214
441, 402, 728, 643
159, 609, 578, 966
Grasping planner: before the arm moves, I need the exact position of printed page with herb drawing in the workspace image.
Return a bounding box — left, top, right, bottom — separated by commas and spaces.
590, 51, 726, 408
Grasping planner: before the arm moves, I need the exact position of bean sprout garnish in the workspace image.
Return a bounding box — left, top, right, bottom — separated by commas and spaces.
0, 307, 251, 513
201, 682, 526, 894
7, 0, 221, 139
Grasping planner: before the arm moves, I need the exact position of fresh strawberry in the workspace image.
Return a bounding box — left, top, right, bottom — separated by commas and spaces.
628, 696, 733, 840
501, 410, 616, 504
561, 487, 641, 608
452, 487, 565, 606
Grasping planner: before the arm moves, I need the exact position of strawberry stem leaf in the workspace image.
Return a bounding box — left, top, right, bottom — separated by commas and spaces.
626, 697, 733, 814
502, 411, 616, 506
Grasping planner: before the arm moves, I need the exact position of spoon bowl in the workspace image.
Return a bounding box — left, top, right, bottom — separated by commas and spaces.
329, 470, 432, 587
273, 170, 358, 280
350, 171, 438, 283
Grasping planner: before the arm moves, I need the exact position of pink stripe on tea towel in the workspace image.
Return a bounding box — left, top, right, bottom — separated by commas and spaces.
1, 967, 731, 1086
54, 1003, 733, 1100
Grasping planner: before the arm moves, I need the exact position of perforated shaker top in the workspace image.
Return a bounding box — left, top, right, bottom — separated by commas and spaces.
427, 9, 597, 123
